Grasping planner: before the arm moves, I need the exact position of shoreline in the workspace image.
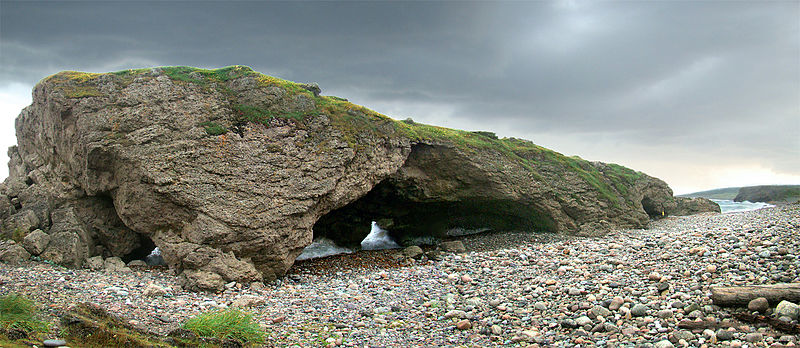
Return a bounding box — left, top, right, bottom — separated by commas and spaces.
1, 205, 798, 346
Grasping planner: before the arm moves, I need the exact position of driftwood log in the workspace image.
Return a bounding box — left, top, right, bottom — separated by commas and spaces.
677, 319, 738, 330
733, 312, 800, 334
710, 283, 800, 307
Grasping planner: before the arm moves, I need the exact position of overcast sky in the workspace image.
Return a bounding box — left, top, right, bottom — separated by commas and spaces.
1, 1, 798, 194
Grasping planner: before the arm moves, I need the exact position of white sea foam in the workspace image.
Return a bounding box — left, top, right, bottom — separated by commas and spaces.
711, 199, 775, 213
296, 237, 353, 261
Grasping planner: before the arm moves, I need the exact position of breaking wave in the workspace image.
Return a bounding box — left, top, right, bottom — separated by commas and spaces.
711, 199, 775, 213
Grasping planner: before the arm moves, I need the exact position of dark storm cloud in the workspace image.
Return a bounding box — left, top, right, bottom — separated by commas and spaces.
1, 1, 798, 190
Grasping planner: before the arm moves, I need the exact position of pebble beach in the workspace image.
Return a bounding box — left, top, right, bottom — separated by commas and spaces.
1, 205, 798, 347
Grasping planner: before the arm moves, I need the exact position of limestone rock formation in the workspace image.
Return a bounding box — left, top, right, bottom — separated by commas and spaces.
1, 66, 715, 291
734, 185, 800, 204
673, 197, 721, 216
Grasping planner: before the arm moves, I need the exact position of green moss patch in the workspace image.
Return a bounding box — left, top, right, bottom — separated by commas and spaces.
199, 121, 228, 136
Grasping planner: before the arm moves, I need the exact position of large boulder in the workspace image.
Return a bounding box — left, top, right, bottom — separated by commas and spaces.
22, 229, 49, 255
4, 66, 687, 291
0, 240, 30, 263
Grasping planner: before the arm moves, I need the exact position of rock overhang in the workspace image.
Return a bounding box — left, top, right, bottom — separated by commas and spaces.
0, 65, 719, 291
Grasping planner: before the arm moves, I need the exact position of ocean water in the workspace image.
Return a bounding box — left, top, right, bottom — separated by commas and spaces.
297, 221, 401, 260
710, 199, 774, 213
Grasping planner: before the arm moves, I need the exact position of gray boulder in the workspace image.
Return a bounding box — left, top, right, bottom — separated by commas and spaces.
40, 207, 91, 267
22, 229, 49, 255
85, 256, 104, 270
403, 245, 423, 259
103, 257, 129, 272
0, 241, 31, 263
776, 300, 799, 320
441, 240, 466, 253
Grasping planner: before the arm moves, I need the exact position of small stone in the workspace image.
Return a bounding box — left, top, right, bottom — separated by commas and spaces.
560, 319, 577, 328
544, 279, 557, 286
745, 333, 763, 342
491, 324, 502, 335
127, 260, 146, 267
425, 250, 443, 260
687, 310, 703, 319
716, 329, 734, 341
575, 316, 593, 327
142, 284, 168, 297
534, 301, 548, 311
403, 246, 424, 259
654, 340, 674, 348
684, 303, 701, 314
232, 294, 265, 308
630, 303, 649, 317
657, 309, 673, 319
604, 322, 619, 332
759, 250, 771, 258
271, 315, 286, 324
609, 296, 624, 310
672, 330, 695, 342
455, 319, 472, 330
444, 310, 467, 319
656, 282, 670, 292
648, 272, 662, 281
706, 265, 717, 273
460, 274, 473, 283
670, 300, 685, 309
568, 287, 582, 296
441, 241, 466, 253
465, 297, 483, 306
249, 281, 265, 291
43, 339, 67, 347
590, 305, 612, 318
747, 297, 769, 313
776, 300, 800, 320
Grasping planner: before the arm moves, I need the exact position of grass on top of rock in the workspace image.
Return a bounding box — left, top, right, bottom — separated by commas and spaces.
183, 308, 266, 345
0, 293, 50, 336
44, 65, 641, 205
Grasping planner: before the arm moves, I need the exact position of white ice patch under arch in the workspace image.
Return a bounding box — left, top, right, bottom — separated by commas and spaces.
360, 221, 401, 250
297, 221, 402, 261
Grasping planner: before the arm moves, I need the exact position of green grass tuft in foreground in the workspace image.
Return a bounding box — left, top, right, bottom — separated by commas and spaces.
0, 293, 50, 334
183, 308, 266, 345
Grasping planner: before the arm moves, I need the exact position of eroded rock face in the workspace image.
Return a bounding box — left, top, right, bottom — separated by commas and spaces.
673, 197, 721, 215
1, 66, 713, 291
